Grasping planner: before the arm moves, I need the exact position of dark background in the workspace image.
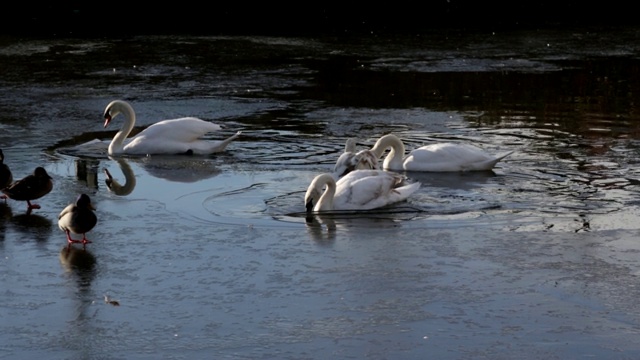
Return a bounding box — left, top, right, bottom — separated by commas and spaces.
3, 2, 639, 37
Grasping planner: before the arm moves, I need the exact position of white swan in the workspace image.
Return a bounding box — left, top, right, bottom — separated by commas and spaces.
103, 100, 241, 155
332, 138, 379, 179
305, 169, 421, 212
369, 134, 513, 172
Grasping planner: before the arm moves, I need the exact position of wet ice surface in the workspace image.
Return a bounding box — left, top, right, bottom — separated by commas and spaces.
3, 28, 640, 359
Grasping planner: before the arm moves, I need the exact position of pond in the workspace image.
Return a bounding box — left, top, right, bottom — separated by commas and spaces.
2, 27, 640, 359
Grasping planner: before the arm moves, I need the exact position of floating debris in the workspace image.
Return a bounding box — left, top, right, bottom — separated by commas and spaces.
104, 294, 120, 306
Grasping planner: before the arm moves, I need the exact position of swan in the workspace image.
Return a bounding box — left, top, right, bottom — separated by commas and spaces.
305, 169, 421, 212
0, 149, 13, 198
58, 194, 97, 247
1, 167, 53, 213
332, 138, 379, 179
369, 134, 513, 172
103, 100, 241, 155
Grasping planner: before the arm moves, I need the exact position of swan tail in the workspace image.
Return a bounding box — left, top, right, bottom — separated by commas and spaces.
465, 150, 514, 171
206, 131, 242, 153
495, 150, 514, 161
393, 181, 421, 200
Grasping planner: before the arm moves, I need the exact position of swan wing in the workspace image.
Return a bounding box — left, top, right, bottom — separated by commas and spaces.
333, 149, 380, 179
405, 143, 511, 172
122, 118, 233, 155
133, 117, 223, 142
334, 170, 417, 210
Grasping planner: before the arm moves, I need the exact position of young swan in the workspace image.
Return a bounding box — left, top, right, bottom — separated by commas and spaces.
332, 138, 380, 179
369, 134, 513, 172
305, 169, 420, 212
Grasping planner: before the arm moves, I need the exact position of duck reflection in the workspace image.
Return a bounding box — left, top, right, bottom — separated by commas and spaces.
0, 202, 11, 242
10, 212, 52, 243
59, 245, 97, 278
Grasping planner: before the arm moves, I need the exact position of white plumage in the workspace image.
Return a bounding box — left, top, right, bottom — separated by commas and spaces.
305, 169, 421, 212
103, 100, 241, 156
332, 138, 379, 179
369, 134, 512, 172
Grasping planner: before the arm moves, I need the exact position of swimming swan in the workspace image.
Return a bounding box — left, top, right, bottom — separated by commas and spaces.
103, 100, 241, 156
332, 138, 379, 179
305, 169, 421, 212
369, 134, 512, 172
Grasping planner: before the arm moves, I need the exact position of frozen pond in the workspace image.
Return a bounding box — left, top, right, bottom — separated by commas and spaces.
2, 28, 640, 359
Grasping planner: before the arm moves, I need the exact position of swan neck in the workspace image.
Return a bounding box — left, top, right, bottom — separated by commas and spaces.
316, 175, 336, 211
371, 135, 405, 169
108, 102, 136, 155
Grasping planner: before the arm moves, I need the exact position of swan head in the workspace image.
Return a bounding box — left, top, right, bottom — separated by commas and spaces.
103, 100, 132, 128
344, 138, 357, 153
304, 185, 321, 213
103, 168, 117, 190
333, 150, 379, 179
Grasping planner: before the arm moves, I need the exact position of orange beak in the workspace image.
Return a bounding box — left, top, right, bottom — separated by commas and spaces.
104, 115, 111, 128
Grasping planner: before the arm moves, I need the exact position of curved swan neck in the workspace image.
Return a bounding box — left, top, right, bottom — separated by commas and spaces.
105, 158, 136, 195
311, 174, 337, 211
370, 134, 405, 170
107, 100, 136, 155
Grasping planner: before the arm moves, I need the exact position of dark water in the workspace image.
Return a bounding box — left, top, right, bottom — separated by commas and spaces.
2, 27, 640, 359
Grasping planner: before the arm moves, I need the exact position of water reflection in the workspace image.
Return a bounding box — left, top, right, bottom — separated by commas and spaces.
136, 155, 221, 183
59, 245, 97, 278
300, 207, 424, 243
0, 202, 11, 242
103, 158, 136, 196
74, 158, 100, 189
304, 214, 337, 244
404, 170, 497, 190
71, 154, 224, 197
9, 213, 52, 243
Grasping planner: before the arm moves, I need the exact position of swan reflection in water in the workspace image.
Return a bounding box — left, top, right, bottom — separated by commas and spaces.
302, 208, 420, 244
103, 157, 136, 196
90, 156, 222, 196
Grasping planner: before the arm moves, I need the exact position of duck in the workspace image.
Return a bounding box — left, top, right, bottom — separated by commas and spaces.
369, 134, 513, 172
58, 194, 97, 247
1, 167, 53, 213
103, 99, 241, 156
0, 149, 13, 198
332, 138, 379, 179
305, 169, 421, 212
